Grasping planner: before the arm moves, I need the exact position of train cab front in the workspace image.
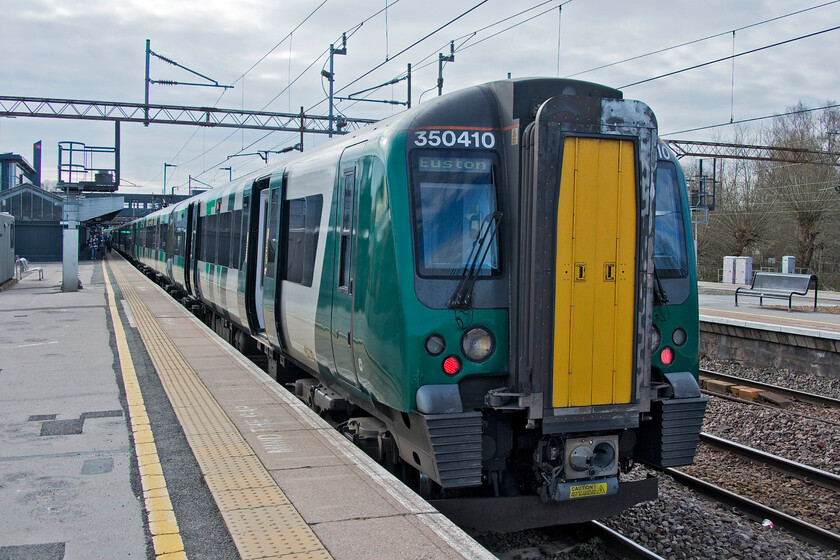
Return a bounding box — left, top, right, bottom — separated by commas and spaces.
474, 84, 707, 529
387, 80, 706, 531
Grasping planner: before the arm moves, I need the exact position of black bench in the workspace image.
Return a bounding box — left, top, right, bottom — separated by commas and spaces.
734, 272, 817, 311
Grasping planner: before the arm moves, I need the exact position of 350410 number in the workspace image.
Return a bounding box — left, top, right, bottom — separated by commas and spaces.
413, 130, 496, 149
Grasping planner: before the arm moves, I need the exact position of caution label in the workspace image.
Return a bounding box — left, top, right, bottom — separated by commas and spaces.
569, 482, 608, 499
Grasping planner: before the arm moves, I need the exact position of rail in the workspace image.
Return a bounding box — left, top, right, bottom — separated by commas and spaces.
699, 433, 840, 493
584, 521, 667, 560
665, 468, 840, 550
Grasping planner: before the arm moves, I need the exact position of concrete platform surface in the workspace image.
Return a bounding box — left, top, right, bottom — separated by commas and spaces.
1, 261, 146, 560
1, 258, 494, 560
699, 281, 840, 337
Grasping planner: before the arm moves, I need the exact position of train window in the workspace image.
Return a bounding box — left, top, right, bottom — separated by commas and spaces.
283, 195, 323, 287
230, 209, 243, 270
154, 220, 161, 251
174, 212, 185, 255
166, 219, 174, 254
410, 151, 500, 278
265, 187, 280, 279
338, 170, 355, 293
654, 162, 689, 279
239, 195, 249, 269
218, 212, 231, 267
198, 215, 206, 261
206, 213, 218, 264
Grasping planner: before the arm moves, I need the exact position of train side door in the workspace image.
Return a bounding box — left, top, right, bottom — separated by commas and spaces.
331, 145, 365, 388
259, 174, 285, 348
252, 188, 269, 331
184, 202, 195, 294
244, 179, 270, 333
190, 203, 202, 300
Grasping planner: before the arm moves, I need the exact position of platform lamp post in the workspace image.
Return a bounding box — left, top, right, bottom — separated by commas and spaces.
163, 163, 177, 206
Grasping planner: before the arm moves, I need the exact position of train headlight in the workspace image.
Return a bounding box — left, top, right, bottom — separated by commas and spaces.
660, 346, 674, 365
461, 327, 495, 362
651, 324, 661, 353
672, 327, 687, 347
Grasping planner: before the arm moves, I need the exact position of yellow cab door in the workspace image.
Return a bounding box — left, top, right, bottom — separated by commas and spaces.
552, 137, 636, 408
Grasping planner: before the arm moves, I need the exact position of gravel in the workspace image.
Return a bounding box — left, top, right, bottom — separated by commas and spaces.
480, 466, 838, 560
687, 443, 840, 532
478, 359, 840, 559
602, 469, 838, 560
702, 396, 840, 474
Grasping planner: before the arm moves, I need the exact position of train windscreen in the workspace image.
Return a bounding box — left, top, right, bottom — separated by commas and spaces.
411, 152, 500, 278
654, 161, 689, 279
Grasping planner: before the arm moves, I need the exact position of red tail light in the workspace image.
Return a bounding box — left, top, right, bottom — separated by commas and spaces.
442, 355, 462, 376
660, 347, 674, 365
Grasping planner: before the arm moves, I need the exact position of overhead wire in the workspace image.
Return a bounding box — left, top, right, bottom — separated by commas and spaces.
165, 1, 331, 183
178, 1, 839, 186
331, 0, 490, 98
339, 0, 570, 112
564, 0, 840, 78
185, 0, 569, 178
620, 25, 840, 88
662, 103, 840, 136
178, 0, 406, 184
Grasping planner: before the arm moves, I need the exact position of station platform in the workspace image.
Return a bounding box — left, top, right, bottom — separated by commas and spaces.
0, 257, 494, 560
698, 281, 840, 338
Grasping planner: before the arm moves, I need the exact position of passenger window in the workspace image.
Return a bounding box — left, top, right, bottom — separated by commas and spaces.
218, 212, 231, 267
265, 187, 280, 279
283, 195, 323, 287
338, 170, 355, 293
230, 209, 242, 270
206, 213, 218, 264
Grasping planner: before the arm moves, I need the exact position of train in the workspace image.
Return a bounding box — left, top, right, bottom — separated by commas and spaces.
115, 78, 707, 531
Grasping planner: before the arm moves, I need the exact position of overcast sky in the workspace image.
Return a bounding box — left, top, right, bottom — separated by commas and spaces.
1, 0, 838, 193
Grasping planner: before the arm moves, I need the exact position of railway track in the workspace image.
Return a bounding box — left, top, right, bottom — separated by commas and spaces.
584, 521, 667, 560
481, 520, 666, 560
700, 368, 840, 409
666, 467, 840, 551
671, 432, 840, 551
699, 432, 840, 493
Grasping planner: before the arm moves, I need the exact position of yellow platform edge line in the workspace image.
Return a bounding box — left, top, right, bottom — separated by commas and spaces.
103, 262, 186, 560
108, 259, 332, 560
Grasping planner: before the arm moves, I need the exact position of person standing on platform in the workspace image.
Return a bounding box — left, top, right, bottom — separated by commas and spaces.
88, 235, 98, 261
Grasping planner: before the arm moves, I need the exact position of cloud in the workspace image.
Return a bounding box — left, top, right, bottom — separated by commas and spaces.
1, 0, 839, 188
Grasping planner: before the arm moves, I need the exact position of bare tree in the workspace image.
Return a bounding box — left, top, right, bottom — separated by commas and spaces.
761, 103, 840, 270
694, 129, 773, 278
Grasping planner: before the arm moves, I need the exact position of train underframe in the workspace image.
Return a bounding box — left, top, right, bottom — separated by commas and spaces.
130, 262, 702, 532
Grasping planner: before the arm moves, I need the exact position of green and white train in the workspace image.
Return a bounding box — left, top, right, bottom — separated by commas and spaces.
116, 78, 706, 530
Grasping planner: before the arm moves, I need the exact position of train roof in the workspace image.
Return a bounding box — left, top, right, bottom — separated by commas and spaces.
128, 77, 629, 225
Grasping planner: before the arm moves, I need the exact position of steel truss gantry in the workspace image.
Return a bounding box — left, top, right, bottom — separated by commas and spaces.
0, 96, 377, 133
666, 139, 840, 166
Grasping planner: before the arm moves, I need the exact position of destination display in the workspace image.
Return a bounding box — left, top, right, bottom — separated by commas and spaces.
417, 156, 493, 173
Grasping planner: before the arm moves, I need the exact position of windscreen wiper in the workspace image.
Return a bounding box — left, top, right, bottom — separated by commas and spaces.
449, 211, 502, 309
653, 266, 669, 304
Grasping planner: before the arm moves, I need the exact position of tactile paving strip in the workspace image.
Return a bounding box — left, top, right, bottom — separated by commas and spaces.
212, 487, 291, 512
235, 529, 333, 560
111, 261, 332, 560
